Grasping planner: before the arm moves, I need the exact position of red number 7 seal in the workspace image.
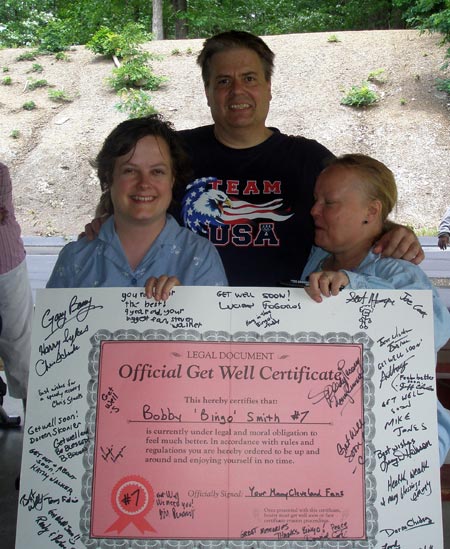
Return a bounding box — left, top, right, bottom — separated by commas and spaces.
105, 476, 156, 535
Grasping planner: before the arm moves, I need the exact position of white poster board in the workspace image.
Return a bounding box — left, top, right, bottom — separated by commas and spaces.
16, 286, 443, 548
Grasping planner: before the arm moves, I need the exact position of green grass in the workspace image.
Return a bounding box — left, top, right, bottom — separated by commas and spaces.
16, 51, 38, 61
27, 78, 49, 90
436, 78, 450, 95
55, 52, 70, 61
108, 59, 166, 92
22, 100, 36, 110
48, 89, 72, 103
115, 88, 157, 118
341, 82, 379, 107
367, 68, 386, 83
30, 63, 44, 73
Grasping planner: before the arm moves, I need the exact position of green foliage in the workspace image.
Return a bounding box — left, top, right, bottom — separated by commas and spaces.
115, 89, 157, 118
0, 0, 446, 46
16, 51, 38, 61
393, 0, 450, 40
108, 59, 165, 92
57, 1, 152, 46
27, 78, 49, 90
436, 77, 450, 94
10, 129, 20, 139
2, 76, 12, 85
327, 34, 340, 43
165, 0, 406, 38
48, 89, 72, 103
341, 82, 380, 107
0, 0, 152, 47
333, 0, 403, 30
86, 27, 122, 57
22, 100, 36, 110
86, 23, 151, 59
30, 63, 43, 73
3, 67, 9, 72
394, 2, 450, 96
0, 3, 54, 47
368, 68, 387, 83
55, 51, 69, 61
37, 19, 71, 53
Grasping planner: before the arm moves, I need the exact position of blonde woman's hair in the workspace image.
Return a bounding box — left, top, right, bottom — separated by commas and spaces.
326, 153, 398, 222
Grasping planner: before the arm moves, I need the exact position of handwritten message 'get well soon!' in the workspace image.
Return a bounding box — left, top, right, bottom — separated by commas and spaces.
16, 286, 443, 549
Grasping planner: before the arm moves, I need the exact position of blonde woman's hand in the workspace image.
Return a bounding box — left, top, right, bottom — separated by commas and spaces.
306, 270, 349, 303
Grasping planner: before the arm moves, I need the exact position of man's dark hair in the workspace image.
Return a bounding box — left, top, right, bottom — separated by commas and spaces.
197, 30, 275, 86
94, 114, 191, 215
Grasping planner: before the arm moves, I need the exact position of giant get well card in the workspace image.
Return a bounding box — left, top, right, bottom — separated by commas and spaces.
16, 286, 443, 548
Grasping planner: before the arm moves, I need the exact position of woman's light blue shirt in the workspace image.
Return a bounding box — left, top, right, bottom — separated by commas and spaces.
47, 214, 228, 288
302, 246, 450, 465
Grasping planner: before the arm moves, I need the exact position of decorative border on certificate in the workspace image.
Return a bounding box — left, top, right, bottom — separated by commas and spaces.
80, 329, 377, 548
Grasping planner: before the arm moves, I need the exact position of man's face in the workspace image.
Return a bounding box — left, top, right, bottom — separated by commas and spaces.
204, 47, 272, 138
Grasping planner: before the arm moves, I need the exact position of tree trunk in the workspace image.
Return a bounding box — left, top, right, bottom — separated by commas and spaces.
172, 0, 188, 39
152, 0, 164, 40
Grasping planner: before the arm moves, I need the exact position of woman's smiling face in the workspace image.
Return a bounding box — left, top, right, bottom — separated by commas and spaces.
110, 134, 174, 230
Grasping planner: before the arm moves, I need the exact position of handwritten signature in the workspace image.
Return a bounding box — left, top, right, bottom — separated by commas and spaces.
41, 295, 103, 340
380, 514, 434, 537
308, 358, 363, 409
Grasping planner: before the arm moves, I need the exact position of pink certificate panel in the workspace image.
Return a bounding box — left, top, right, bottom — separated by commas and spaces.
90, 340, 366, 541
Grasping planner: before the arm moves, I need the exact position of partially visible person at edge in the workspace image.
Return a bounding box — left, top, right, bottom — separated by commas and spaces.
438, 206, 450, 250
88, 30, 423, 286
0, 162, 33, 409
301, 153, 450, 465
47, 115, 227, 296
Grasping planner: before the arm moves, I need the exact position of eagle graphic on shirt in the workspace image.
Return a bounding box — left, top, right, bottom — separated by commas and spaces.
181, 177, 293, 235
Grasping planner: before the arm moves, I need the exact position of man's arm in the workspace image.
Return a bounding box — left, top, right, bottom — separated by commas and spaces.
80, 215, 107, 240
372, 221, 424, 264
79, 191, 112, 240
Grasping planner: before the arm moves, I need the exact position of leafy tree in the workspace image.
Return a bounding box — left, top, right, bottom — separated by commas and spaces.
58, 0, 152, 45
1, 0, 447, 46
393, 0, 450, 42
0, 1, 55, 47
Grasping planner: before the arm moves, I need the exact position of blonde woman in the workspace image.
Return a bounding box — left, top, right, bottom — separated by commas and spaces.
302, 153, 450, 465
